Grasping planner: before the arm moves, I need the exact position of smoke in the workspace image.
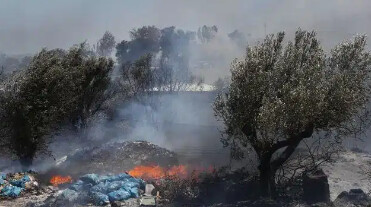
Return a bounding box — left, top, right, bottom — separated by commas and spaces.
1, 0, 371, 55
189, 32, 245, 83
7, 90, 229, 174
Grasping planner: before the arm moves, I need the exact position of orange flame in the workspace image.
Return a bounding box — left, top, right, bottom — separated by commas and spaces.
128, 165, 188, 180
168, 165, 187, 178
128, 165, 166, 179
50, 175, 72, 186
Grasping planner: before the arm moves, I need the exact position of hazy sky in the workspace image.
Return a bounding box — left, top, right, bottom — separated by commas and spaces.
1, 0, 371, 54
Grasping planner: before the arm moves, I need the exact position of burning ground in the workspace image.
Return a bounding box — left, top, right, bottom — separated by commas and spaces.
1, 140, 371, 206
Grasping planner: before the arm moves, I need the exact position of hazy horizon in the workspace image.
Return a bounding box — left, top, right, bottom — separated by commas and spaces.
1, 0, 371, 55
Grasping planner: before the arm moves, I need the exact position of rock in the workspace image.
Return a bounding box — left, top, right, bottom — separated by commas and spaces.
333, 188, 371, 207
302, 169, 330, 204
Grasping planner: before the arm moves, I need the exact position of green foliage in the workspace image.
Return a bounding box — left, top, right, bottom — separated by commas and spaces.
214, 29, 371, 196
121, 54, 154, 98
116, 26, 161, 65
0, 44, 114, 166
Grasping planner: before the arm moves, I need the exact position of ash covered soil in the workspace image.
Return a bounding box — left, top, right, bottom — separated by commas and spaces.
322, 150, 371, 200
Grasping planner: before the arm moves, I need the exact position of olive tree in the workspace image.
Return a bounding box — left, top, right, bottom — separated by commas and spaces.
0, 44, 114, 168
121, 54, 154, 99
214, 30, 371, 197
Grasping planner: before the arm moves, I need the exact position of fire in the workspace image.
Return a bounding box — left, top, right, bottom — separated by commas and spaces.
128, 165, 188, 180
128, 165, 166, 179
168, 165, 187, 177
50, 175, 72, 186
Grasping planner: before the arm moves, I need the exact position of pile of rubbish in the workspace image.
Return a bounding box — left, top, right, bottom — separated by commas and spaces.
47, 141, 179, 177
37, 173, 145, 206
0, 172, 38, 198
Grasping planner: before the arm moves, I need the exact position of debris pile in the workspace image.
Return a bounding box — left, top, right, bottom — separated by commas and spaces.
48, 141, 178, 177
32, 173, 144, 206
0, 172, 38, 198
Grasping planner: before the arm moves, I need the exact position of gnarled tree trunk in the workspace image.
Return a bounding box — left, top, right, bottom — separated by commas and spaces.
255, 125, 314, 198
259, 158, 277, 197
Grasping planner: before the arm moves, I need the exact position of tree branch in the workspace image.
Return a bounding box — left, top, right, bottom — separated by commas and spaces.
271, 138, 302, 172
270, 124, 314, 171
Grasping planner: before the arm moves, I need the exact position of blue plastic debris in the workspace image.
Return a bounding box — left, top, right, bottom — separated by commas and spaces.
0, 173, 6, 180
0, 174, 32, 198
1, 185, 23, 197
102, 173, 131, 182
10, 175, 31, 188
91, 180, 126, 194
80, 174, 100, 185
123, 180, 140, 188
69, 180, 84, 191
0, 173, 5, 185
61, 173, 144, 206
60, 189, 79, 202
90, 191, 110, 206
107, 188, 131, 202
127, 187, 140, 197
